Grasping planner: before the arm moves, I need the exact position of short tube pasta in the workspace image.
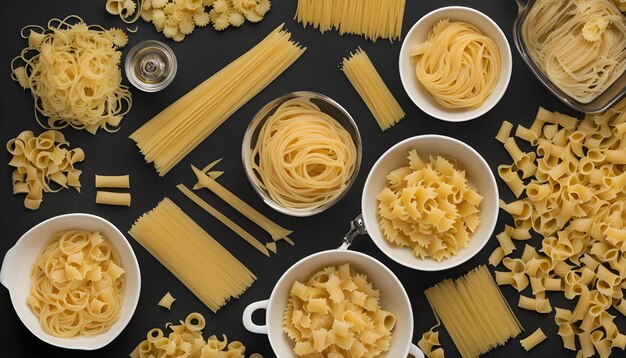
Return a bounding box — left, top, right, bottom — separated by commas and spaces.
95, 175, 130, 188
520, 328, 547, 351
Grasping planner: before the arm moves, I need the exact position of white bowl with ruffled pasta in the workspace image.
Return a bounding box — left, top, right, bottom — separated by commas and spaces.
399, 6, 512, 122
361, 135, 499, 271
242, 249, 424, 358
0, 213, 141, 350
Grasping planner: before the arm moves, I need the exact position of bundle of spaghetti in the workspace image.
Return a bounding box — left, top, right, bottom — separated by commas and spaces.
130, 24, 305, 176
522, 0, 626, 103
10, 16, 131, 134
295, 0, 406, 42
424, 266, 522, 358
341, 48, 405, 130
128, 198, 255, 312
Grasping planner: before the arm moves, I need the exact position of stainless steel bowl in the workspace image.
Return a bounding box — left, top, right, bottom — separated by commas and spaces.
513, 0, 626, 113
241, 91, 362, 217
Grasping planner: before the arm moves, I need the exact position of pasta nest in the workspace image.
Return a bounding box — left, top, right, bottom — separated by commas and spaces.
11, 16, 132, 134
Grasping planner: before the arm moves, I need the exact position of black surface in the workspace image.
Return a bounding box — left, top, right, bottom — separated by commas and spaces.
1, 1, 620, 357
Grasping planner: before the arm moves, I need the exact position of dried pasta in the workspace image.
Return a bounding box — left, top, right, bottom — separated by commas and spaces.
341, 48, 405, 131
130, 25, 305, 175
410, 20, 500, 109
7, 130, 84, 210
418, 327, 445, 358
294, 0, 406, 42
27, 230, 126, 337
106, 0, 142, 24
520, 328, 547, 351
424, 266, 522, 358
494, 98, 626, 357
522, 0, 626, 103
95, 175, 130, 189
284, 263, 395, 357
96, 191, 131, 207
157, 292, 176, 310
376, 150, 483, 261
130, 312, 247, 357
128, 198, 256, 312
11, 16, 131, 134
250, 97, 358, 209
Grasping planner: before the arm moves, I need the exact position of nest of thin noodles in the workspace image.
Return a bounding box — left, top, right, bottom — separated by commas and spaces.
11, 16, 132, 134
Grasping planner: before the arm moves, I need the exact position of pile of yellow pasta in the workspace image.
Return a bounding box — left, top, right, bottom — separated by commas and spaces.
494, 97, 626, 357
130, 312, 250, 357
11, 16, 131, 134
27, 230, 126, 337
7, 130, 84, 210
283, 263, 395, 357
377, 150, 483, 261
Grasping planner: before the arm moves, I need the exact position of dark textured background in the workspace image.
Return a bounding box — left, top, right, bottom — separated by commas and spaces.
2, 1, 621, 357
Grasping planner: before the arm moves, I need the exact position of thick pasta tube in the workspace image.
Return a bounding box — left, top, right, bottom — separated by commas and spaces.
96, 191, 131, 206
520, 328, 547, 351
95, 175, 130, 188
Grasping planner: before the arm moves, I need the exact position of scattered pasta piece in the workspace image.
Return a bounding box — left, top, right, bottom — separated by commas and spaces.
157, 292, 176, 310
96, 191, 132, 207
95, 175, 130, 188
106, 0, 142, 23
284, 263, 395, 357
250, 97, 358, 209
129, 25, 305, 175
494, 98, 626, 356
341, 48, 405, 131
27, 230, 126, 337
130, 313, 247, 357
10, 16, 131, 134
129, 198, 256, 312
377, 150, 482, 261
295, 0, 406, 42
7, 130, 84, 210
520, 328, 547, 351
424, 266, 522, 357
410, 19, 500, 109
418, 327, 445, 358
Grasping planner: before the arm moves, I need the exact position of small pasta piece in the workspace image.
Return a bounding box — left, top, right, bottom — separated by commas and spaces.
95, 174, 130, 188
96, 191, 131, 206
520, 328, 547, 351
158, 292, 176, 310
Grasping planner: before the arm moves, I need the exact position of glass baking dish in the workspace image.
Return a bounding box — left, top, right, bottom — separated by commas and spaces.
513, 0, 626, 113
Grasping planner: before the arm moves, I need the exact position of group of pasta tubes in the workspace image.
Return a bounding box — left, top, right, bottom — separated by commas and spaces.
11, 16, 131, 134
7, 130, 84, 210
95, 174, 131, 207
130, 312, 263, 358
493, 97, 626, 357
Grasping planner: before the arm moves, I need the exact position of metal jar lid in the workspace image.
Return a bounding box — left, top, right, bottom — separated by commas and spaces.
125, 40, 177, 92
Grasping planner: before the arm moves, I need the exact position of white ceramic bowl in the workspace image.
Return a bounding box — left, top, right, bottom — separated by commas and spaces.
242, 249, 424, 358
399, 6, 513, 122
0, 214, 141, 350
361, 135, 499, 271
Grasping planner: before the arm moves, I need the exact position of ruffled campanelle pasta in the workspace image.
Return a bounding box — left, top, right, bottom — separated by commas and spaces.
411, 19, 500, 109
250, 97, 357, 210
377, 150, 483, 261
284, 263, 395, 357
7, 130, 84, 210
522, 0, 626, 103
27, 230, 126, 338
11, 16, 132, 134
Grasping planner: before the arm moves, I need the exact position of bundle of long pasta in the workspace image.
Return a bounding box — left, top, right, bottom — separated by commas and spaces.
11, 16, 131, 134
493, 97, 626, 357
424, 266, 522, 358
130, 312, 256, 357
341, 48, 405, 130
128, 198, 256, 312
522, 0, 626, 103
7, 130, 84, 210
295, 0, 406, 42
27, 230, 126, 337
130, 25, 305, 176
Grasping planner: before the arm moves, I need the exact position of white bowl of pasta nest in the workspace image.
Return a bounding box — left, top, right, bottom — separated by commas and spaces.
361, 135, 499, 271
0, 213, 141, 350
399, 6, 513, 122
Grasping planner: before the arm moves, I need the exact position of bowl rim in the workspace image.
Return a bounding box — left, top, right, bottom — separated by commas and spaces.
361, 134, 499, 271
399, 6, 513, 122
264, 249, 415, 355
241, 90, 363, 217
0, 213, 141, 350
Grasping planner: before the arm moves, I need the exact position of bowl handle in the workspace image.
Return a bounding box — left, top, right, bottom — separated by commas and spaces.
409, 343, 425, 358
242, 300, 269, 334
338, 214, 367, 250
0, 246, 16, 290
